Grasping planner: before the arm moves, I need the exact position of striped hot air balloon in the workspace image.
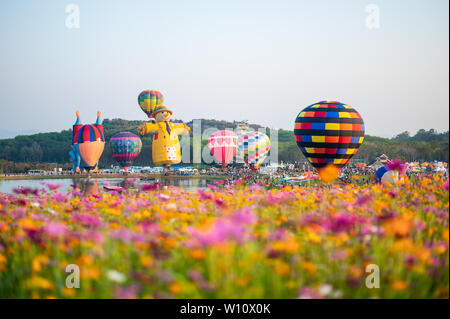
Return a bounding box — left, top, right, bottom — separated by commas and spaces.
109, 132, 142, 171
208, 130, 238, 167
138, 90, 164, 117
73, 124, 105, 170
294, 101, 364, 171
238, 131, 271, 172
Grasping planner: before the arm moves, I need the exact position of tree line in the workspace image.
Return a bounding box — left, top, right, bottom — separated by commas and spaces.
0, 118, 448, 173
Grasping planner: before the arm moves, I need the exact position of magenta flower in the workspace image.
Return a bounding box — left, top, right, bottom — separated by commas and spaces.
386, 159, 408, 174
355, 194, 372, 206
72, 213, 102, 228
215, 198, 225, 206
443, 179, 449, 190
298, 287, 324, 299
388, 190, 397, 198
13, 187, 39, 196
111, 230, 135, 243
198, 189, 212, 200
115, 284, 141, 299
231, 208, 257, 225
248, 184, 262, 192
323, 213, 359, 233
80, 230, 104, 243
141, 183, 161, 191
44, 222, 67, 238
46, 183, 62, 191
186, 209, 257, 247
52, 193, 67, 202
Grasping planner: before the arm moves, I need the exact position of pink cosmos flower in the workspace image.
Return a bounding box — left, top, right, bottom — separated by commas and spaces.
207, 185, 219, 191
46, 183, 62, 191
198, 189, 212, 200
386, 159, 408, 174
298, 287, 324, 299
186, 209, 257, 247
44, 222, 67, 237
115, 284, 141, 299
141, 183, 161, 191
52, 193, 67, 202
72, 213, 102, 228
323, 213, 360, 233
13, 187, 39, 196
355, 194, 372, 206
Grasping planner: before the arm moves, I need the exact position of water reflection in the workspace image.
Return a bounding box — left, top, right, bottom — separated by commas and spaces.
72, 178, 100, 196
0, 177, 219, 194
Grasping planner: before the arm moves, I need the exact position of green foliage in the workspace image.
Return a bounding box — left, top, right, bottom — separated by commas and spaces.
393, 129, 448, 142
0, 118, 448, 173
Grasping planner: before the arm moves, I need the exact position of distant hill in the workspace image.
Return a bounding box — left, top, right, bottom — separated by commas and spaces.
0, 119, 448, 172
0, 129, 40, 139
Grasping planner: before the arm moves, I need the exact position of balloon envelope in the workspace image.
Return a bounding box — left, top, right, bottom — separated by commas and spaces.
109, 132, 142, 170
76, 124, 105, 169
375, 166, 400, 184
294, 101, 364, 171
138, 90, 163, 117
208, 130, 238, 167
238, 131, 271, 172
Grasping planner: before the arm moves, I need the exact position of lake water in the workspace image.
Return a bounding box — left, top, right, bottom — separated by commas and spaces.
0, 177, 218, 195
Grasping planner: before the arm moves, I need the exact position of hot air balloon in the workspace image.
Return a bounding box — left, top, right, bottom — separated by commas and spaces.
208, 130, 238, 167
137, 90, 190, 169
109, 132, 142, 171
138, 90, 164, 117
238, 131, 271, 172
235, 123, 250, 164
375, 166, 400, 184
294, 101, 365, 173
375, 159, 407, 184
71, 111, 105, 172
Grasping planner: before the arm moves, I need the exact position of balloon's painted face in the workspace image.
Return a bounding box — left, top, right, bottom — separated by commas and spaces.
155, 111, 171, 122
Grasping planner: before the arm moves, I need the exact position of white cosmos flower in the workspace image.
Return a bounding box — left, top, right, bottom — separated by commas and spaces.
107, 270, 126, 283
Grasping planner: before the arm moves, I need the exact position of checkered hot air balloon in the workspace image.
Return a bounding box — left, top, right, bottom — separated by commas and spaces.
208, 130, 238, 167
138, 90, 164, 117
237, 131, 271, 172
294, 101, 365, 171
109, 132, 142, 171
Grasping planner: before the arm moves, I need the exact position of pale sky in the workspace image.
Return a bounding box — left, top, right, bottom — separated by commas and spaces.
0, 0, 448, 137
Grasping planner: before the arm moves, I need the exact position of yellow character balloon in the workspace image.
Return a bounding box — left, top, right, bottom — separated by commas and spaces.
137, 91, 190, 168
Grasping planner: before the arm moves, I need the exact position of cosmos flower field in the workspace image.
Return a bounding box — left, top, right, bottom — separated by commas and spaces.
0, 175, 448, 299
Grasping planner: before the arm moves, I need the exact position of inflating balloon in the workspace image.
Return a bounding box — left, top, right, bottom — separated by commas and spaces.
375, 166, 400, 184
208, 130, 238, 167
109, 132, 142, 170
138, 90, 164, 118
71, 111, 105, 172
238, 131, 271, 172
294, 101, 364, 172
375, 159, 407, 184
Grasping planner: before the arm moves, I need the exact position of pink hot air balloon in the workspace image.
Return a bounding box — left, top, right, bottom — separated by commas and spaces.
208, 130, 238, 167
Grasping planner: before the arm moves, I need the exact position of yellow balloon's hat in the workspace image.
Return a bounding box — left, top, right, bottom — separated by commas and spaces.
151, 105, 173, 118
